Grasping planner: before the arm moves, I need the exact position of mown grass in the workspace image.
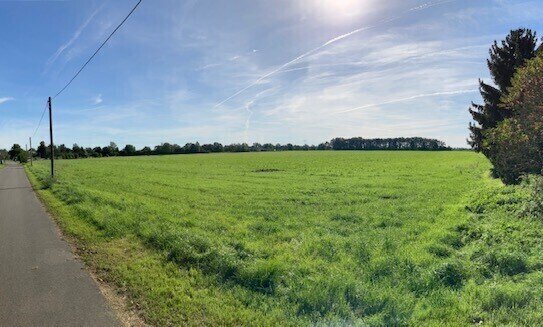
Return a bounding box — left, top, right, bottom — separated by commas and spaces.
25, 151, 543, 325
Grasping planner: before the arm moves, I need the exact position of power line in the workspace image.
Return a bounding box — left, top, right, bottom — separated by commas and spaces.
31, 100, 48, 138
53, 0, 143, 99
30, 0, 142, 142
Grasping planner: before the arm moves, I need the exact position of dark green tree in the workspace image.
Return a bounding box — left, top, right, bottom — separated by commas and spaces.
72, 144, 87, 158
93, 147, 103, 157
468, 29, 539, 151
8, 144, 22, 160
101, 142, 118, 157
37, 141, 47, 158
155, 143, 174, 155
17, 151, 28, 164
122, 144, 137, 156
139, 146, 152, 155
108, 142, 119, 156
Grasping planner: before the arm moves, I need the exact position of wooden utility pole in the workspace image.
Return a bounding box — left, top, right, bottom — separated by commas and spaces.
29, 137, 33, 166
48, 97, 54, 177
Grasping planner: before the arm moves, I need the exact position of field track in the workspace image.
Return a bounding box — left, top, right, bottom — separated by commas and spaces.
0, 162, 118, 326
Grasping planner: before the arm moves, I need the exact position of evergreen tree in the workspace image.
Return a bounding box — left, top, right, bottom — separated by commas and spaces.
468, 29, 538, 151
36, 141, 47, 158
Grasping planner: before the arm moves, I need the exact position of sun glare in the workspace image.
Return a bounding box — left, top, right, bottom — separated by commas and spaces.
313, 0, 371, 22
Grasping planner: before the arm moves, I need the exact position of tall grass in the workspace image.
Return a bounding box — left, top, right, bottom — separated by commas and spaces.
26, 151, 543, 325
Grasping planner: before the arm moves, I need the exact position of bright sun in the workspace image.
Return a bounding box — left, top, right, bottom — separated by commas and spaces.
313, 0, 371, 22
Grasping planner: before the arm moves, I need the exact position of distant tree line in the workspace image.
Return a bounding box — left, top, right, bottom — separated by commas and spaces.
0, 144, 27, 163
330, 137, 449, 151
0, 137, 451, 161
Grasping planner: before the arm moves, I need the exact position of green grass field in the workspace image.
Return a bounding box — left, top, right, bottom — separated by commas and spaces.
25, 151, 543, 326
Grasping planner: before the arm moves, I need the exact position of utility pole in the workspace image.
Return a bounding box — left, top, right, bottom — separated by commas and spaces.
29, 137, 33, 166
48, 97, 54, 177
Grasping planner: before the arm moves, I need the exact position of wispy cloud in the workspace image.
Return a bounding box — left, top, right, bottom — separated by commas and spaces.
242, 87, 278, 141
92, 94, 103, 105
0, 97, 14, 105
44, 6, 102, 72
213, 0, 459, 108
333, 89, 478, 114
244, 99, 254, 142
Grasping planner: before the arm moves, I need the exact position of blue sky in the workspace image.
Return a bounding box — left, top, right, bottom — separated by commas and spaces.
0, 0, 542, 149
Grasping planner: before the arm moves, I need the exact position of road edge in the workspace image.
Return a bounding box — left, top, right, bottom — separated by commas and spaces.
23, 165, 150, 327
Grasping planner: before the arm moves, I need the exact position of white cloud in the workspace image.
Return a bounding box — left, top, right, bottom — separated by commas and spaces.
333, 89, 478, 114
92, 94, 103, 105
0, 97, 14, 105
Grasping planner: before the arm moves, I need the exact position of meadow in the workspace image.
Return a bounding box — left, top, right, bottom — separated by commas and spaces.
26, 151, 543, 326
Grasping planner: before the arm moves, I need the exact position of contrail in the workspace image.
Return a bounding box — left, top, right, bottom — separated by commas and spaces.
278, 61, 366, 73
213, 17, 397, 108
278, 44, 487, 74
409, 0, 458, 12
44, 5, 103, 71
275, 44, 487, 74
214, 0, 458, 108
243, 87, 277, 138
244, 100, 255, 143
0, 97, 14, 105
333, 89, 477, 114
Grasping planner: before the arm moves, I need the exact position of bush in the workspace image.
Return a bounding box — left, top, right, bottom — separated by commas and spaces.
484, 120, 540, 184
17, 151, 28, 164
484, 53, 543, 184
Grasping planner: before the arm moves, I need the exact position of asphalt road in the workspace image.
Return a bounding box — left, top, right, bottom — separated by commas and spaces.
0, 162, 119, 326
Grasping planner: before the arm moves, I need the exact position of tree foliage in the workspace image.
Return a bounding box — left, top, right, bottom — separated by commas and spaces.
484, 53, 543, 183
17, 151, 28, 164
36, 141, 47, 158
8, 144, 23, 160
468, 29, 539, 152
122, 144, 137, 156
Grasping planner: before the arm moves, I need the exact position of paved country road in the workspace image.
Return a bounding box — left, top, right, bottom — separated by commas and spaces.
0, 162, 119, 327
